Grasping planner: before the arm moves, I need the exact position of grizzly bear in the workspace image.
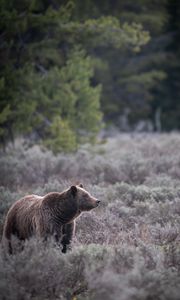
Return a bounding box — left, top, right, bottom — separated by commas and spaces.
2, 184, 100, 254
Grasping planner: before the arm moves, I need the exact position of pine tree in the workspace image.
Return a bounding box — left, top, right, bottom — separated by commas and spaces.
0, 0, 149, 151
73, 0, 170, 129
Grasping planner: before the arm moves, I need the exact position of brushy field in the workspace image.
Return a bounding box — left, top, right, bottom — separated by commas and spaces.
0, 133, 180, 300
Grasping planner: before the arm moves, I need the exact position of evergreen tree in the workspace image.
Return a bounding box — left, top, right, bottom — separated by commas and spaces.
74, 0, 169, 128
0, 0, 149, 151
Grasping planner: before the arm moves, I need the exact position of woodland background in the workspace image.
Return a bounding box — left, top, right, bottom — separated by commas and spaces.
0, 0, 180, 152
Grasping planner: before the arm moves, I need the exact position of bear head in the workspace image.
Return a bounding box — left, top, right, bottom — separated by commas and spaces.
69, 184, 100, 212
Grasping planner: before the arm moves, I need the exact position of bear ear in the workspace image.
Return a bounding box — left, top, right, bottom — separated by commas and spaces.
79, 183, 83, 188
70, 185, 77, 197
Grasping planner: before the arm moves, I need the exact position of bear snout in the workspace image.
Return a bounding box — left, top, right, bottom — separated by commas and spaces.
96, 200, 101, 206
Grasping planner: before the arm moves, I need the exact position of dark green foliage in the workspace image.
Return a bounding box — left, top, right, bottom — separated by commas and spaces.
70, 0, 180, 130
79, 0, 169, 127
0, 1, 105, 152
0, 0, 150, 152
0, 0, 180, 148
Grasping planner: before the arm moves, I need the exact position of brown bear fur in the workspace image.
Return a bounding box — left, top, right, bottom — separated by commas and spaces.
2, 184, 100, 253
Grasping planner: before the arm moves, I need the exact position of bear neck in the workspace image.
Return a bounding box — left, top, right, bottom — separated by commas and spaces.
43, 192, 79, 224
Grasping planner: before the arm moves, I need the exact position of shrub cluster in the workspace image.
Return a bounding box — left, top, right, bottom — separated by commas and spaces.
1, 133, 180, 189
0, 133, 180, 299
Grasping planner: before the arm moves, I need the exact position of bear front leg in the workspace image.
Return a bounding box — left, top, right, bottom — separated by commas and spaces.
61, 221, 75, 253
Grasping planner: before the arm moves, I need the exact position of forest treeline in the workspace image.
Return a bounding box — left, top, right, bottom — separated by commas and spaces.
0, 0, 180, 152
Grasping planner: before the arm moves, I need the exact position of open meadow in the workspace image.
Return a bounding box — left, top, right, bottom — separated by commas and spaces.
0, 133, 180, 300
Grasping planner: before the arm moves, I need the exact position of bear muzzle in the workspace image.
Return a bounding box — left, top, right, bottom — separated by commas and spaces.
96, 200, 101, 206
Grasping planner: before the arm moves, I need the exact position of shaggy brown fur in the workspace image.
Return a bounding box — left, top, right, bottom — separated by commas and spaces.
2, 184, 100, 253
